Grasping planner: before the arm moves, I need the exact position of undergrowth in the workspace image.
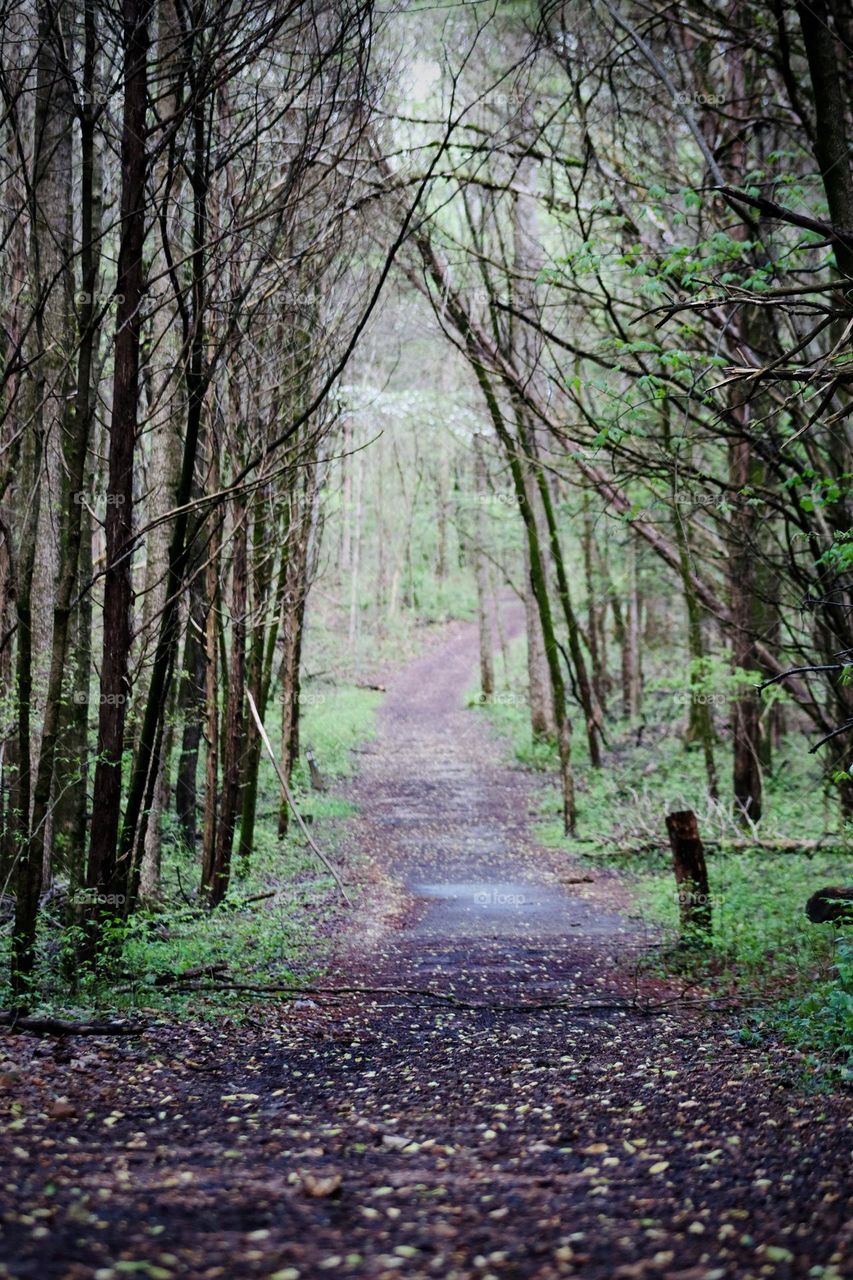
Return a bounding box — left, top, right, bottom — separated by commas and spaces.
0, 683, 382, 1022
471, 636, 853, 1081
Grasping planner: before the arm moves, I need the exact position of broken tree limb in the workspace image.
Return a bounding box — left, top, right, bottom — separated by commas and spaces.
152, 962, 228, 987
602, 837, 850, 856
223, 891, 276, 909
246, 690, 352, 905
0, 1011, 144, 1036
155, 980, 769, 1016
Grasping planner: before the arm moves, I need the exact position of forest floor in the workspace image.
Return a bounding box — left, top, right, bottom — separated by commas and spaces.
0, 618, 851, 1280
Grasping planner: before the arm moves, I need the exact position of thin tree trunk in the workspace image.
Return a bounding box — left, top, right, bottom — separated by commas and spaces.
523, 528, 553, 740
175, 572, 206, 849
203, 504, 247, 906
348, 445, 363, 663
676, 523, 719, 800
238, 485, 278, 865
86, 0, 152, 929
581, 493, 607, 711
796, 0, 853, 277
340, 417, 351, 575
117, 68, 213, 910
490, 563, 510, 686
12, 0, 75, 995
729, 431, 763, 823
625, 540, 642, 721
201, 494, 221, 892
524, 427, 603, 765
473, 434, 494, 701
472, 362, 575, 833
278, 459, 317, 834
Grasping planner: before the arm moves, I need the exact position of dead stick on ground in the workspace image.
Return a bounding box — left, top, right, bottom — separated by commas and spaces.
247, 690, 352, 905
0, 1012, 144, 1036
160, 981, 766, 1015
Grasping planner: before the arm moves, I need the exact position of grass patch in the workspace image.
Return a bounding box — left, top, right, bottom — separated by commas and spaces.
470, 635, 853, 1078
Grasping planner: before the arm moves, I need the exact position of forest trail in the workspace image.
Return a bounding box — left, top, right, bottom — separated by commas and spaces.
1, 618, 850, 1279
343, 609, 641, 979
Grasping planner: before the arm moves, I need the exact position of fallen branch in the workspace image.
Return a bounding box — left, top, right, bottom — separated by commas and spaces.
156, 981, 766, 1016
247, 690, 352, 905
604, 837, 849, 856
153, 962, 229, 987
155, 980, 648, 1012
0, 1011, 144, 1036
222, 891, 276, 909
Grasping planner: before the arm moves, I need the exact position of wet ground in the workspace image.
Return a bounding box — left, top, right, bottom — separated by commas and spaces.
0, 617, 850, 1279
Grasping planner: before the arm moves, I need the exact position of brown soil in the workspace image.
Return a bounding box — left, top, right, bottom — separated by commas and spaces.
0, 616, 850, 1279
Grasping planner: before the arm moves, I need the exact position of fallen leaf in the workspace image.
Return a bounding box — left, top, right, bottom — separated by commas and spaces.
302, 1173, 342, 1198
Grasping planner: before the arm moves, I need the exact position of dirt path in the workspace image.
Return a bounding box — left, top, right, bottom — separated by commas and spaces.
1, 619, 850, 1279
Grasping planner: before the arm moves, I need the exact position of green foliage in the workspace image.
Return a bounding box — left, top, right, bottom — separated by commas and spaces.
479, 630, 852, 1072
784, 935, 853, 1080
818, 529, 853, 573
0, 685, 381, 1021
290, 684, 383, 785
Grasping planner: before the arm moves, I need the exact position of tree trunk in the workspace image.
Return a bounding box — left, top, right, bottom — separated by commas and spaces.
86, 0, 151, 930
175, 573, 206, 849
729, 432, 763, 824
278, 457, 317, 835
238, 480, 282, 865
472, 363, 575, 833
622, 540, 642, 721
525, 431, 603, 766
12, 0, 75, 996
796, 0, 853, 277
347, 443, 363, 664
203, 504, 247, 907
473, 434, 494, 702
666, 809, 712, 941
582, 493, 608, 711
523, 524, 554, 740
200, 499, 221, 894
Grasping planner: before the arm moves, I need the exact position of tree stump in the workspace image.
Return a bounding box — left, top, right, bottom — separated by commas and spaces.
805, 886, 853, 925
666, 809, 712, 940
306, 749, 328, 793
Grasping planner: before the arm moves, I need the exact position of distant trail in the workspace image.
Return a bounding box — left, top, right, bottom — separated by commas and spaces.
340, 609, 642, 992
1, 613, 850, 1279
